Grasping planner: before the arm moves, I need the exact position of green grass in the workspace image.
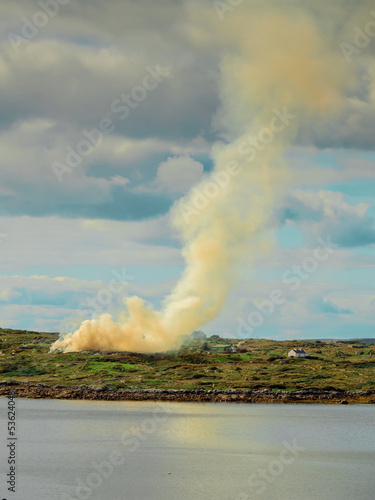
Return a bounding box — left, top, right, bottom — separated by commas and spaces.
0, 328, 374, 391
87, 362, 141, 374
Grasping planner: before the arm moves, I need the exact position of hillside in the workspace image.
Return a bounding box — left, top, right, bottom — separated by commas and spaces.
0, 328, 374, 393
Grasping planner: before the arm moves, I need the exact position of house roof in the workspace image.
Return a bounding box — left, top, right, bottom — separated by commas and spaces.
290, 349, 307, 353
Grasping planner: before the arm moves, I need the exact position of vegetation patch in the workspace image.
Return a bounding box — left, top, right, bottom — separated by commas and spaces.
0, 328, 374, 391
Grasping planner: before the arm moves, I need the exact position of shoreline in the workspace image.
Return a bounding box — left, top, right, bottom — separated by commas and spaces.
1, 382, 374, 404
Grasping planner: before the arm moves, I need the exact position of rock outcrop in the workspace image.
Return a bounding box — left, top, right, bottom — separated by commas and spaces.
0, 382, 374, 404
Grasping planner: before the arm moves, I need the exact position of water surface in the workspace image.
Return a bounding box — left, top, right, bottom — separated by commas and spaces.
1, 399, 374, 500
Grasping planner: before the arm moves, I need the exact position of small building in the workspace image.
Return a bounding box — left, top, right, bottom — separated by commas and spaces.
190, 330, 207, 341
288, 349, 309, 358
210, 344, 231, 353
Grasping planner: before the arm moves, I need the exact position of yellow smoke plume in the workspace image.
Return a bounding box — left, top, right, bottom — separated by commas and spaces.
52, 3, 351, 353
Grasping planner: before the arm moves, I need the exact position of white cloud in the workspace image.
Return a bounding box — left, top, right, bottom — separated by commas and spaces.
0, 215, 183, 273
0, 274, 176, 333
0, 288, 22, 303
284, 189, 375, 247
156, 155, 205, 193
287, 147, 375, 188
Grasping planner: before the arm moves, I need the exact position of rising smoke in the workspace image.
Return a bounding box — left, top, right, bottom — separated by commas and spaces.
52, 1, 357, 353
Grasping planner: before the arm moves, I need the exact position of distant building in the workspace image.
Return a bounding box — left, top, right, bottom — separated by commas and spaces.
288, 349, 309, 358
210, 344, 231, 353
190, 330, 207, 341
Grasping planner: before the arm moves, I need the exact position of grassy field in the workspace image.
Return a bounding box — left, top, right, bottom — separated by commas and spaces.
0, 328, 374, 392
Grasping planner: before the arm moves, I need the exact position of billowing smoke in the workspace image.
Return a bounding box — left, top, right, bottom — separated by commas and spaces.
52, 2, 354, 353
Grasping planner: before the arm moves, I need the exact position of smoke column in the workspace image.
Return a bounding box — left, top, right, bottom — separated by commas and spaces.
52, 3, 352, 353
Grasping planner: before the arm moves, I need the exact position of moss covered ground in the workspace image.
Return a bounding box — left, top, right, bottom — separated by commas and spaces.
0, 328, 374, 392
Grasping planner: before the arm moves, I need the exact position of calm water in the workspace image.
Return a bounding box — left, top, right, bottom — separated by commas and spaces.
0, 399, 374, 500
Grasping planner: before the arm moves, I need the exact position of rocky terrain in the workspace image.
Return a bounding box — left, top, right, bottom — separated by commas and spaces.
1, 328, 374, 401
1, 381, 374, 404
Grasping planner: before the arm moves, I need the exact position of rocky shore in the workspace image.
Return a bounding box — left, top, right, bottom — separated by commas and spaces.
0, 381, 374, 404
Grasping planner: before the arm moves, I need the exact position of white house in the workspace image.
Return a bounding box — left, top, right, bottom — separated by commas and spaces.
288, 349, 309, 358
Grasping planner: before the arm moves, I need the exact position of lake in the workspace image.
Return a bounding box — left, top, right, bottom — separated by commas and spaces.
1, 399, 374, 500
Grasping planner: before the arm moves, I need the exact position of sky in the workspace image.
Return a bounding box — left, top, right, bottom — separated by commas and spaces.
1, 0, 375, 341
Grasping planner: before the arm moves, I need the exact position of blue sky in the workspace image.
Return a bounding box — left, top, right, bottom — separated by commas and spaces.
0, 0, 375, 341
